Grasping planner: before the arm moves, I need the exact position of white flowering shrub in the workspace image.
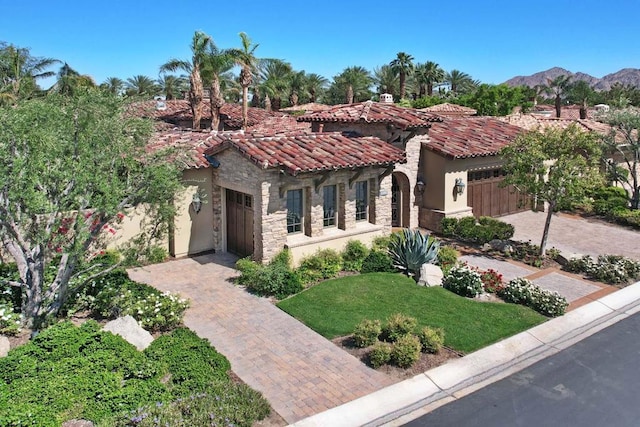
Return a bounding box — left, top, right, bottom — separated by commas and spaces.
442, 265, 483, 298
498, 277, 568, 317
567, 255, 640, 285
0, 302, 20, 335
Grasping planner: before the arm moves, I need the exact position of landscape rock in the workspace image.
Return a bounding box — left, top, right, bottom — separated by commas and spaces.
103, 315, 153, 351
417, 264, 444, 287
556, 252, 582, 266
488, 239, 514, 254
0, 335, 9, 357
62, 420, 94, 427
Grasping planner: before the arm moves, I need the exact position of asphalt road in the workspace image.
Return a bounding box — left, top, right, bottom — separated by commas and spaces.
404, 311, 640, 427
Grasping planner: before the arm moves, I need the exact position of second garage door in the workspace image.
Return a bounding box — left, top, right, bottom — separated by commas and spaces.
467, 169, 530, 218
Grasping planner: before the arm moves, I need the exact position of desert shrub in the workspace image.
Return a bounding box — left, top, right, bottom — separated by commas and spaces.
391, 334, 422, 368
498, 278, 568, 317
441, 216, 514, 244
341, 240, 369, 272
382, 313, 418, 342
389, 229, 440, 278
592, 186, 629, 215
437, 246, 459, 275
368, 341, 393, 368
480, 268, 504, 293
297, 249, 342, 284
121, 242, 168, 267
371, 235, 392, 252
353, 319, 382, 348
360, 250, 395, 273
566, 254, 640, 284
270, 248, 292, 268
417, 326, 445, 354
442, 264, 483, 298
236, 256, 303, 299
610, 208, 640, 229
509, 241, 546, 267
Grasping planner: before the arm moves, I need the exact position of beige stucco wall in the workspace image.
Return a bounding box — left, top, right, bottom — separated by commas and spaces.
105, 205, 169, 252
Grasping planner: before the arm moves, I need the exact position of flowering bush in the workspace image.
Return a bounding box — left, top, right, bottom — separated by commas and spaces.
0, 303, 20, 335
480, 268, 504, 293
566, 254, 640, 285
498, 277, 568, 317
442, 265, 483, 298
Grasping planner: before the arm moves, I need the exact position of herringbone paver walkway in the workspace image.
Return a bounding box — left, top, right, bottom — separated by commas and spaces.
128, 253, 393, 424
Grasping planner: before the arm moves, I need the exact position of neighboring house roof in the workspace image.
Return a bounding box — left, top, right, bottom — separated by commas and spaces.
531, 104, 597, 119
280, 102, 332, 113
498, 114, 613, 135
419, 103, 477, 116
425, 117, 524, 159
297, 101, 442, 129
127, 100, 310, 132
148, 130, 406, 175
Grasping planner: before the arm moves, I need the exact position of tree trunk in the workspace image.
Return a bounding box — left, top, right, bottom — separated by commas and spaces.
242, 85, 249, 129
290, 92, 299, 107
579, 99, 587, 119
555, 95, 562, 118
347, 85, 354, 104
539, 201, 555, 256
264, 94, 271, 112
189, 66, 204, 130
210, 76, 224, 131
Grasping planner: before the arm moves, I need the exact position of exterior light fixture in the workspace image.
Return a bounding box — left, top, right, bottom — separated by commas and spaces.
454, 178, 466, 196
191, 192, 202, 214
416, 178, 426, 194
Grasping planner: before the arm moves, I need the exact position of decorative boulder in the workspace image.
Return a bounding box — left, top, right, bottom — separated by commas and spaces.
418, 264, 444, 287
0, 335, 9, 357
556, 252, 580, 267
103, 315, 153, 351
488, 239, 513, 254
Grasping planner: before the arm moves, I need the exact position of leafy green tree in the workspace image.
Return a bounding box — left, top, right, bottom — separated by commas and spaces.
598, 108, 640, 209
500, 125, 603, 255
228, 32, 260, 129
0, 42, 59, 104
160, 31, 212, 129
49, 63, 96, 96
390, 52, 414, 100
457, 84, 530, 116
545, 74, 572, 118
0, 91, 182, 328
566, 80, 596, 119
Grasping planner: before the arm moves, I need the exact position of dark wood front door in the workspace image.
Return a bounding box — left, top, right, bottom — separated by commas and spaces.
226, 189, 254, 257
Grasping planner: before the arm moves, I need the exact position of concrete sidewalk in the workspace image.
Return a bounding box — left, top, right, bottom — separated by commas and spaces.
290, 281, 640, 427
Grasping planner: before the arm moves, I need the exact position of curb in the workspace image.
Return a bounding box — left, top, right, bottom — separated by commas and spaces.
289, 281, 640, 427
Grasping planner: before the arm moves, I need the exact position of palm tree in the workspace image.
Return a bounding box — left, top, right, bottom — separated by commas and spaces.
305, 73, 328, 103
373, 65, 399, 99
201, 42, 234, 130
160, 31, 212, 129
545, 74, 572, 118
49, 63, 96, 96
414, 61, 444, 97
156, 74, 188, 100
288, 70, 308, 107
445, 69, 474, 95
0, 43, 59, 102
389, 52, 414, 100
336, 66, 373, 104
228, 32, 259, 129
258, 59, 293, 111
125, 75, 158, 97
100, 77, 125, 96
566, 80, 595, 119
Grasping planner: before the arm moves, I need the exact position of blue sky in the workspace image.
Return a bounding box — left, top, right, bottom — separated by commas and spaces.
2, 0, 639, 89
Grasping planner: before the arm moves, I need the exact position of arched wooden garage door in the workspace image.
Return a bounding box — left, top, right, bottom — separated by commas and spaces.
226, 189, 254, 257
467, 169, 530, 218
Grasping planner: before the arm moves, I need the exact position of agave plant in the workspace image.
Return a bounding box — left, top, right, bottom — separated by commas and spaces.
389, 229, 440, 278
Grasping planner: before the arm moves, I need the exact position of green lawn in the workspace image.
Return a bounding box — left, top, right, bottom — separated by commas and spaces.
277, 272, 546, 353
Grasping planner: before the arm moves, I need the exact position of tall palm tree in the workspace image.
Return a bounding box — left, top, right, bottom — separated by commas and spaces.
201, 42, 234, 130
100, 77, 125, 96
258, 59, 292, 111
0, 43, 59, 102
305, 73, 328, 103
545, 74, 572, 118
335, 66, 373, 104
414, 61, 444, 97
389, 52, 414, 100
156, 74, 188, 100
373, 65, 399, 99
228, 32, 259, 129
445, 69, 474, 95
125, 75, 158, 97
160, 31, 212, 129
288, 70, 308, 107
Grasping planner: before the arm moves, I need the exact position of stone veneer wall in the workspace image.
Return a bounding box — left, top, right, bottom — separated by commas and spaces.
393, 134, 428, 229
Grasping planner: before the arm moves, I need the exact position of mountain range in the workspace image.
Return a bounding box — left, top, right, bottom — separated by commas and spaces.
503, 67, 640, 91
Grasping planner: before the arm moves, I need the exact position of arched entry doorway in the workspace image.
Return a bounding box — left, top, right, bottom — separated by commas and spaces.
391, 173, 410, 228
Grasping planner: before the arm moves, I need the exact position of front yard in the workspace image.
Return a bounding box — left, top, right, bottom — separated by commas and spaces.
277, 272, 546, 354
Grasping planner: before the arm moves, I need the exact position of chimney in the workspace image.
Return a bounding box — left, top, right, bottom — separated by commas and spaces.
380, 93, 393, 104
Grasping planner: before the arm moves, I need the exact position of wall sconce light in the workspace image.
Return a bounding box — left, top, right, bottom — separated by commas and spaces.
454, 178, 466, 196
416, 178, 426, 194
191, 192, 202, 214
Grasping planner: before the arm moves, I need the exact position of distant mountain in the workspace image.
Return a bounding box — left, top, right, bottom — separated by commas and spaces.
503, 67, 640, 90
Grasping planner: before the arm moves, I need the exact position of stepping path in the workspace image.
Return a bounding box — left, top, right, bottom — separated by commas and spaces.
128, 253, 393, 424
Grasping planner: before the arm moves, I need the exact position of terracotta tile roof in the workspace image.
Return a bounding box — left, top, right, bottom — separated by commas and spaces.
425, 117, 524, 159
280, 102, 332, 113
148, 130, 406, 174
531, 104, 597, 119
297, 101, 442, 129
498, 114, 613, 135
419, 103, 477, 116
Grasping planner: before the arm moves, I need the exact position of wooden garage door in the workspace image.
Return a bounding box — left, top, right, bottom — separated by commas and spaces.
467, 169, 530, 218
226, 189, 254, 257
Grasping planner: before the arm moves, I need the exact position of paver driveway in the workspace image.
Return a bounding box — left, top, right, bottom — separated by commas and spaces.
128, 253, 393, 424
501, 211, 639, 261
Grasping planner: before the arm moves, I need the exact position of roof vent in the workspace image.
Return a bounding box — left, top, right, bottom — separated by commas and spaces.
380, 93, 393, 104
154, 95, 167, 111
